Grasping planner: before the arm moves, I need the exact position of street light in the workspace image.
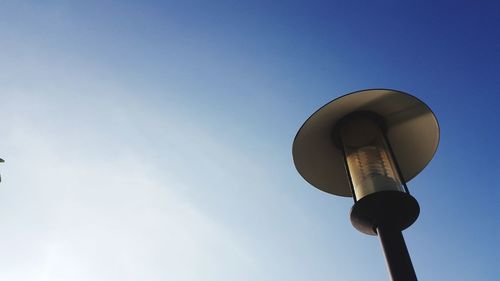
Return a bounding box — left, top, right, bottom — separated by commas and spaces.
292, 89, 439, 281
0, 158, 4, 182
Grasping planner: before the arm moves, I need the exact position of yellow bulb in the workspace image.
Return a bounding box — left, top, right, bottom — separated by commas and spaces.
339, 113, 405, 200
346, 144, 404, 199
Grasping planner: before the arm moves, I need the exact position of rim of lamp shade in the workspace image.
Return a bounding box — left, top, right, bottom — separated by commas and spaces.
292, 89, 440, 197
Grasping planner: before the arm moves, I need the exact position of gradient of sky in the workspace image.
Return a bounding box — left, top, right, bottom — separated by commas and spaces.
1, 1, 499, 280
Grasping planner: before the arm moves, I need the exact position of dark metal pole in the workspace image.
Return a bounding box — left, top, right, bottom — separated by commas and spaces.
377, 225, 418, 281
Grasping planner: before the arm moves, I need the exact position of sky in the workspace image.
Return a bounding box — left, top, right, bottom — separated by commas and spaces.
0, 1, 499, 280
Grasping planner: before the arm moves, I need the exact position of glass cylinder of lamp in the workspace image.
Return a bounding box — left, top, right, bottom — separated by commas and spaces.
339, 113, 406, 200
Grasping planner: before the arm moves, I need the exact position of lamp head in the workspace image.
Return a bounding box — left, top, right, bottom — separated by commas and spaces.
292, 89, 439, 197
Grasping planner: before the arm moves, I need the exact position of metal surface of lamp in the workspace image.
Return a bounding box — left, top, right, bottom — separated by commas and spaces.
292, 89, 439, 281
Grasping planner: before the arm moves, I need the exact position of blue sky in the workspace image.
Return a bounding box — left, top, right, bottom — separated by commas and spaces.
1, 1, 499, 280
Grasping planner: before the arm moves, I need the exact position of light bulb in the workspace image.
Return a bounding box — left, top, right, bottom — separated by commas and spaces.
339, 113, 405, 200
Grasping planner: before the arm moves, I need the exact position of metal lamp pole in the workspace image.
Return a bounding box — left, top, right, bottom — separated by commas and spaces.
292, 89, 439, 281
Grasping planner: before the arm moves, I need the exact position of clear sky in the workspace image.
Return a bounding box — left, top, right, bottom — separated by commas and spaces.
1, 1, 499, 280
